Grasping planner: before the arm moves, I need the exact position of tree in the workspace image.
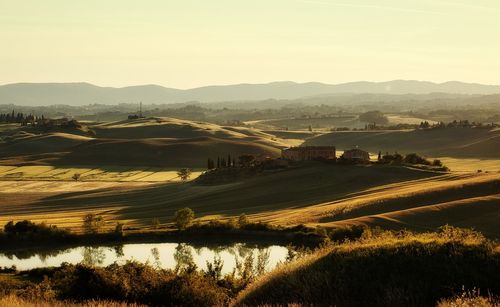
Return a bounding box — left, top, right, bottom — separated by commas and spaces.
114, 222, 124, 236
377, 151, 382, 161
151, 217, 160, 229
359, 111, 389, 125
173, 208, 195, 230
177, 168, 192, 182
72, 173, 81, 181
432, 159, 443, 167
238, 154, 255, 168
82, 213, 104, 234
207, 158, 215, 170
238, 213, 249, 228
404, 153, 431, 165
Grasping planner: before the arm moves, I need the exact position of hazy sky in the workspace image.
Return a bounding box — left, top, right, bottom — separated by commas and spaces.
1, 0, 499, 88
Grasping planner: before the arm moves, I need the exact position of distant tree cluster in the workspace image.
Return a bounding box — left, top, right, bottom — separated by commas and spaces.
359, 111, 389, 126
208, 154, 236, 169
0, 110, 41, 125
377, 152, 446, 169
420, 119, 498, 130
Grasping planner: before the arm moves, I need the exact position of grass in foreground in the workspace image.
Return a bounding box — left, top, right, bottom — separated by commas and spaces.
235, 226, 500, 306
1, 226, 498, 306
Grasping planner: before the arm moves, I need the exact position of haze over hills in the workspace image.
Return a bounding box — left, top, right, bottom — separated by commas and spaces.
2, 80, 500, 106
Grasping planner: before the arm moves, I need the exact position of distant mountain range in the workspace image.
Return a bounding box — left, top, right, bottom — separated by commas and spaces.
1, 80, 500, 106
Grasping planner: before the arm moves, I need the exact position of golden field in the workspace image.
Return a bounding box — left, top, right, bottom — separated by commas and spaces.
0, 119, 499, 237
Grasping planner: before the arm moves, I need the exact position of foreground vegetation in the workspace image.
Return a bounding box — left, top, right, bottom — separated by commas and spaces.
236, 226, 500, 306
0, 226, 498, 306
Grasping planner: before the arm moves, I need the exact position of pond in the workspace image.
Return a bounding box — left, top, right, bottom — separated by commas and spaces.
0, 242, 289, 274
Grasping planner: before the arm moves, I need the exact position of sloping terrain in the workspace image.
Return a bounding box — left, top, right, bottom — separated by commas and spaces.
236, 230, 500, 306
304, 128, 500, 159
1, 163, 498, 237
0, 164, 437, 231
0, 118, 286, 167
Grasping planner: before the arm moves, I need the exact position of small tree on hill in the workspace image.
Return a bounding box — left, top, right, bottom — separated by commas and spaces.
177, 168, 192, 182
432, 159, 443, 167
238, 213, 249, 228
72, 173, 81, 181
173, 207, 195, 230
82, 213, 104, 234
151, 217, 161, 229
207, 158, 215, 170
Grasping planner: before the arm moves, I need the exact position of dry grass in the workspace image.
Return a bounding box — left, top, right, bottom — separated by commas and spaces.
438, 293, 499, 307
304, 128, 500, 159
235, 228, 500, 306
0, 117, 288, 167
0, 295, 145, 307
0, 166, 203, 182
0, 164, 498, 236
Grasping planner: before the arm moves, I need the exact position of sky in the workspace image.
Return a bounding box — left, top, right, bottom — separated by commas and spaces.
1, 0, 499, 88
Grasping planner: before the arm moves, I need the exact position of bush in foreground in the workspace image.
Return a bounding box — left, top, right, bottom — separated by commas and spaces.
235, 226, 500, 306
1, 220, 70, 240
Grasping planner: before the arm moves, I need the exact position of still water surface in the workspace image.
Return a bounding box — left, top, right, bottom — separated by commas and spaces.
0, 242, 288, 273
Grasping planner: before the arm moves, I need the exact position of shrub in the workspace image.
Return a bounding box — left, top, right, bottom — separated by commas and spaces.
173, 208, 195, 230
2, 220, 70, 239
50, 262, 229, 306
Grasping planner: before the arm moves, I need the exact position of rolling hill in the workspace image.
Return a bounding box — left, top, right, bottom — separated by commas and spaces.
236, 229, 500, 306
1, 163, 498, 237
2, 80, 500, 105
303, 128, 500, 159
0, 118, 286, 167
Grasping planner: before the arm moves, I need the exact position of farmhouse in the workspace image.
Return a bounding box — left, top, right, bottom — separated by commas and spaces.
282, 146, 336, 161
341, 148, 370, 162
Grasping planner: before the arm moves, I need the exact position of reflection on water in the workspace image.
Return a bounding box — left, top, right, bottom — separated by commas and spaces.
0, 242, 288, 273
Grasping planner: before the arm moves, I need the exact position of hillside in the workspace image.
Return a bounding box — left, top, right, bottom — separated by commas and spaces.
304, 128, 500, 159
1, 163, 498, 238
0, 118, 286, 167
2, 80, 500, 105
236, 229, 500, 306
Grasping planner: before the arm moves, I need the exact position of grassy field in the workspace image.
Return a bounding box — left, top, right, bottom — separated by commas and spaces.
304, 128, 500, 159
0, 166, 203, 182
1, 119, 498, 238
1, 163, 498, 237
0, 118, 288, 167
236, 228, 500, 306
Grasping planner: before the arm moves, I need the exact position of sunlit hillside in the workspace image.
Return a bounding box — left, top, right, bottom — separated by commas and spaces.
0, 118, 288, 167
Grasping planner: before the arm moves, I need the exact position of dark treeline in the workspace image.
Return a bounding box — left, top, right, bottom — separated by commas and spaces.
208, 154, 238, 169
0, 110, 44, 125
